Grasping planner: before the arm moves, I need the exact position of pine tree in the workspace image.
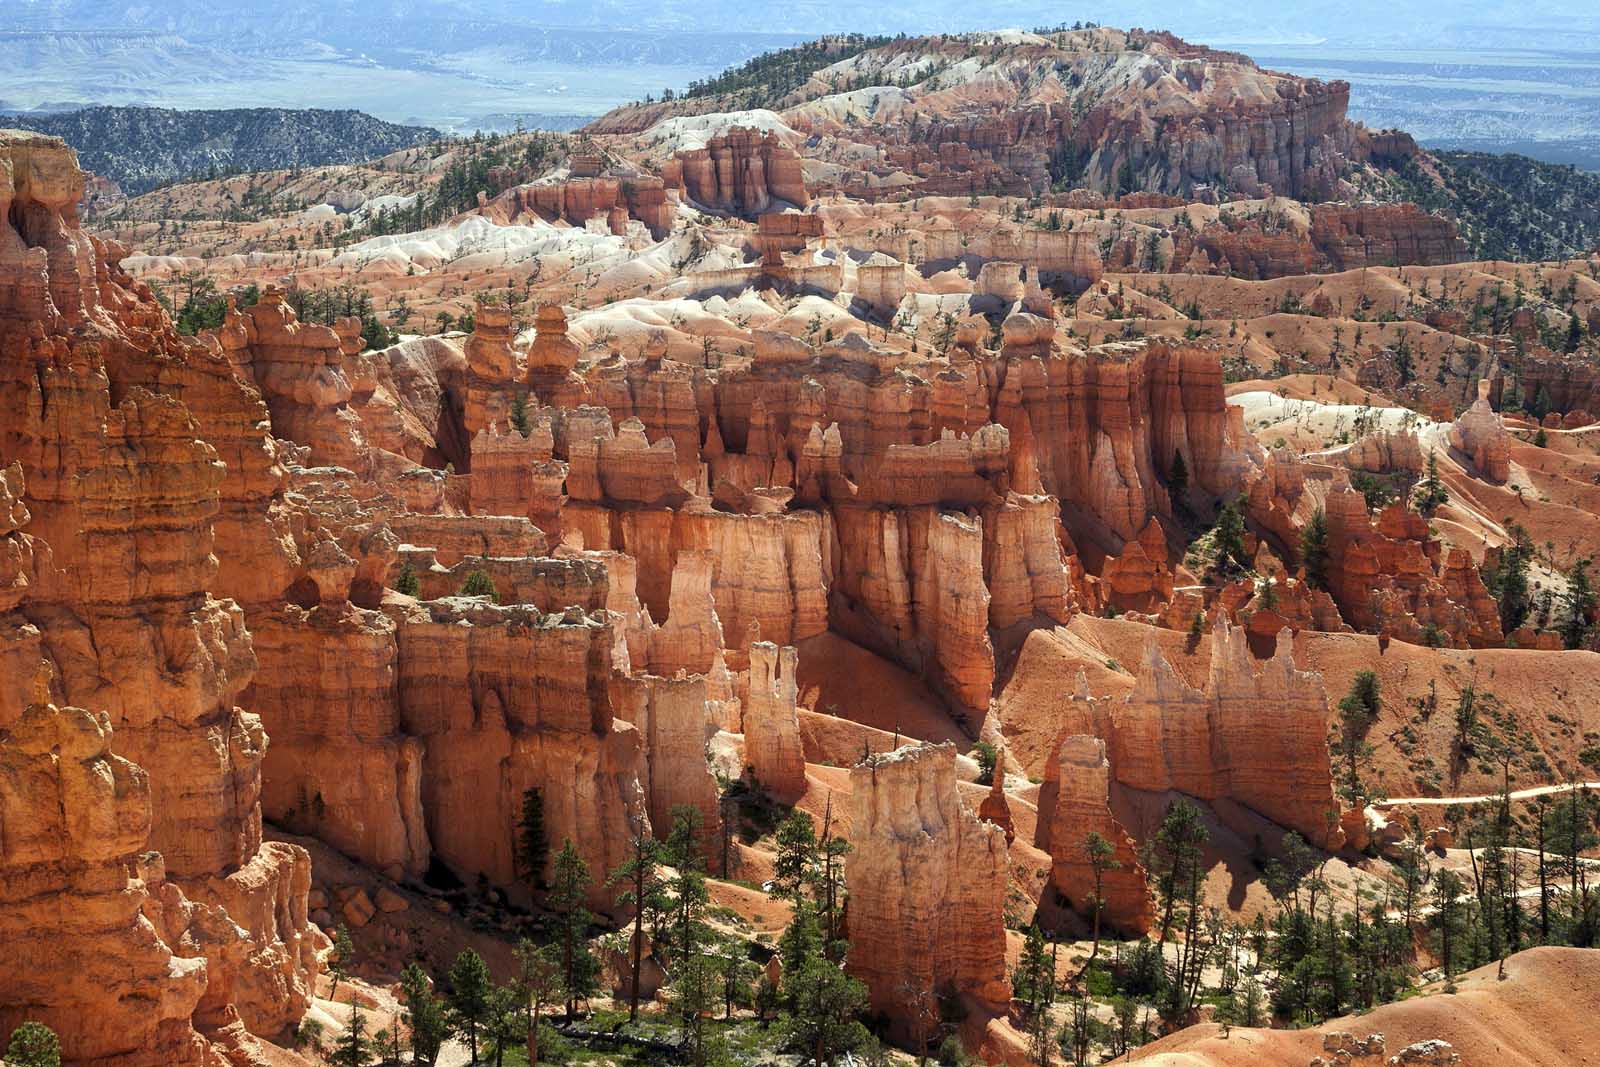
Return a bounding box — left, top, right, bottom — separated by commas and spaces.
459, 569, 498, 600
334, 999, 373, 1067
4, 1023, 60, 1067
1167, 448, 1189, 508
1415, 451, 1448, 514
1083, 830, 1121, 962
1334, 672, 1381, 804
607, 823, 665, 1022
329, 924, 355, 1000
779, 954, 869, 1067
516, 787, 548, 892
1431, 869, 1467, 981
510, 392, 530, 436
512, 940, 560, 1067
399, 961, 449, 1066
447, 950, 494, 1064
772, 810, 818, 900
549, 839, 599, 1019
1562, 558, 1595, 649
394, 560, 420, 597
1300, 508, 1331, 590
1211, 499, 1249, 573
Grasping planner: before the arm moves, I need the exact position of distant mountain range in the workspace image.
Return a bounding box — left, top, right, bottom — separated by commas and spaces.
2, 106, 440, 193
7, 1, 1600, 164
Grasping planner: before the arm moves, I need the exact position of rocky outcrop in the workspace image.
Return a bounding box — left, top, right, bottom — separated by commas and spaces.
394, 598, 647, 910
218, 286, 368, 470
664, 127, 809, 216
0, 129, 319, 1056
1323, 472, 1502, 646
743, 641, 808, 795
0, 700, 214, 1066
463, 296, 520, 438
846, 743, 1011, 1041
1066, 620, 1344, 848
1450, 379, 1511, 483
1039, 732, 1153, 933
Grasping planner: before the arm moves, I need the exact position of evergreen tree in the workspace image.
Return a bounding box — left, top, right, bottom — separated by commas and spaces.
394, 561, 420, 597
4, 1023, 60, 1067
1334, 672, 1381, 805
1431, 869, 1467, 981
1562, 558, 1595, 649
1211, 499, 1250, 573
334, 999, 373, 1067
329, 924, 355, 1000
1301, 508, 1331, 592
607, 822, 665, 1022
1146, 799, 1209, 949
483, 983, 528, 1067
512, 940, 560, 1067
772, 810, 819, 900
1415, 451, 1448, 514
459, 569, 498, 600
971, 741, 998, 785
447, 949, 494, 1064
1167, 448, 1189, 507
516, 787, 548, 892
1083, 830, 1121, 962
549, 839, 600, 1018
510, 392, 530, 436
779, 954, 869, 1067
399, 961, 449, 1066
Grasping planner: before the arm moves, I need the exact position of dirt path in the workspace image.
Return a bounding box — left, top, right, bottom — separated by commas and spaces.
1373, 781, 1600, 809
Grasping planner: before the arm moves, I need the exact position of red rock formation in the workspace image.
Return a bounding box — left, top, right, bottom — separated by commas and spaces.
463, 296, 519, 438
219, 287, 369, 470
1065, 620, 1344, 848
1038, 732, 1153, 932
469, 419, 569, 536
846, 743, 1011, 1041
1450, 379, 1511, 483
0, 129, 319, 1053
0, 700, 216, 1066
664, 127, 810, 216
1322, 472, 1502, 646
743, 640, 808, 795
393, 598, 647, 910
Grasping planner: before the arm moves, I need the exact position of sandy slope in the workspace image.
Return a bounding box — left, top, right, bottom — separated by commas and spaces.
1128, 947, 1600, 1066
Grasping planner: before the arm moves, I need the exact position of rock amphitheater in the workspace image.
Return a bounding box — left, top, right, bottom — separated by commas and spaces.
3, 24, 1599, 1067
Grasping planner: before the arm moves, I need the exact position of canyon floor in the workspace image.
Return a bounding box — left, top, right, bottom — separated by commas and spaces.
3, 24, 1600, 1067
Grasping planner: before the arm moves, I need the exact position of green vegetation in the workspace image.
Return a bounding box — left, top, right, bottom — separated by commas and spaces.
4, 1023, 60, 1067
459, 569, 499, 600
680, 36, 895, 107
1300, 508, 1331, 591
1383, 150, 1600, 261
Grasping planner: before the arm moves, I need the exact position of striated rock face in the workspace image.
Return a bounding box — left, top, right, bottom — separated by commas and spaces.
1039, 732, 1153, 933
487, 174, 672, 238
0, 701, 213, 1067
1322, 472, 1502, 647
463, 297, 520, 438
612, 671, 725, 858
1450, 379, 1511, 483
664, 127, 809, 216
247, 598, 430, 880
394, 598, 647, 910
1102, 621, 1343, 847
469, 418, 569, 535
219, 287, 368, 470
832, 506, 995, 717
0, 130, 319, 1057
845, 743, 1010, 1041
742, 640, 808, 795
